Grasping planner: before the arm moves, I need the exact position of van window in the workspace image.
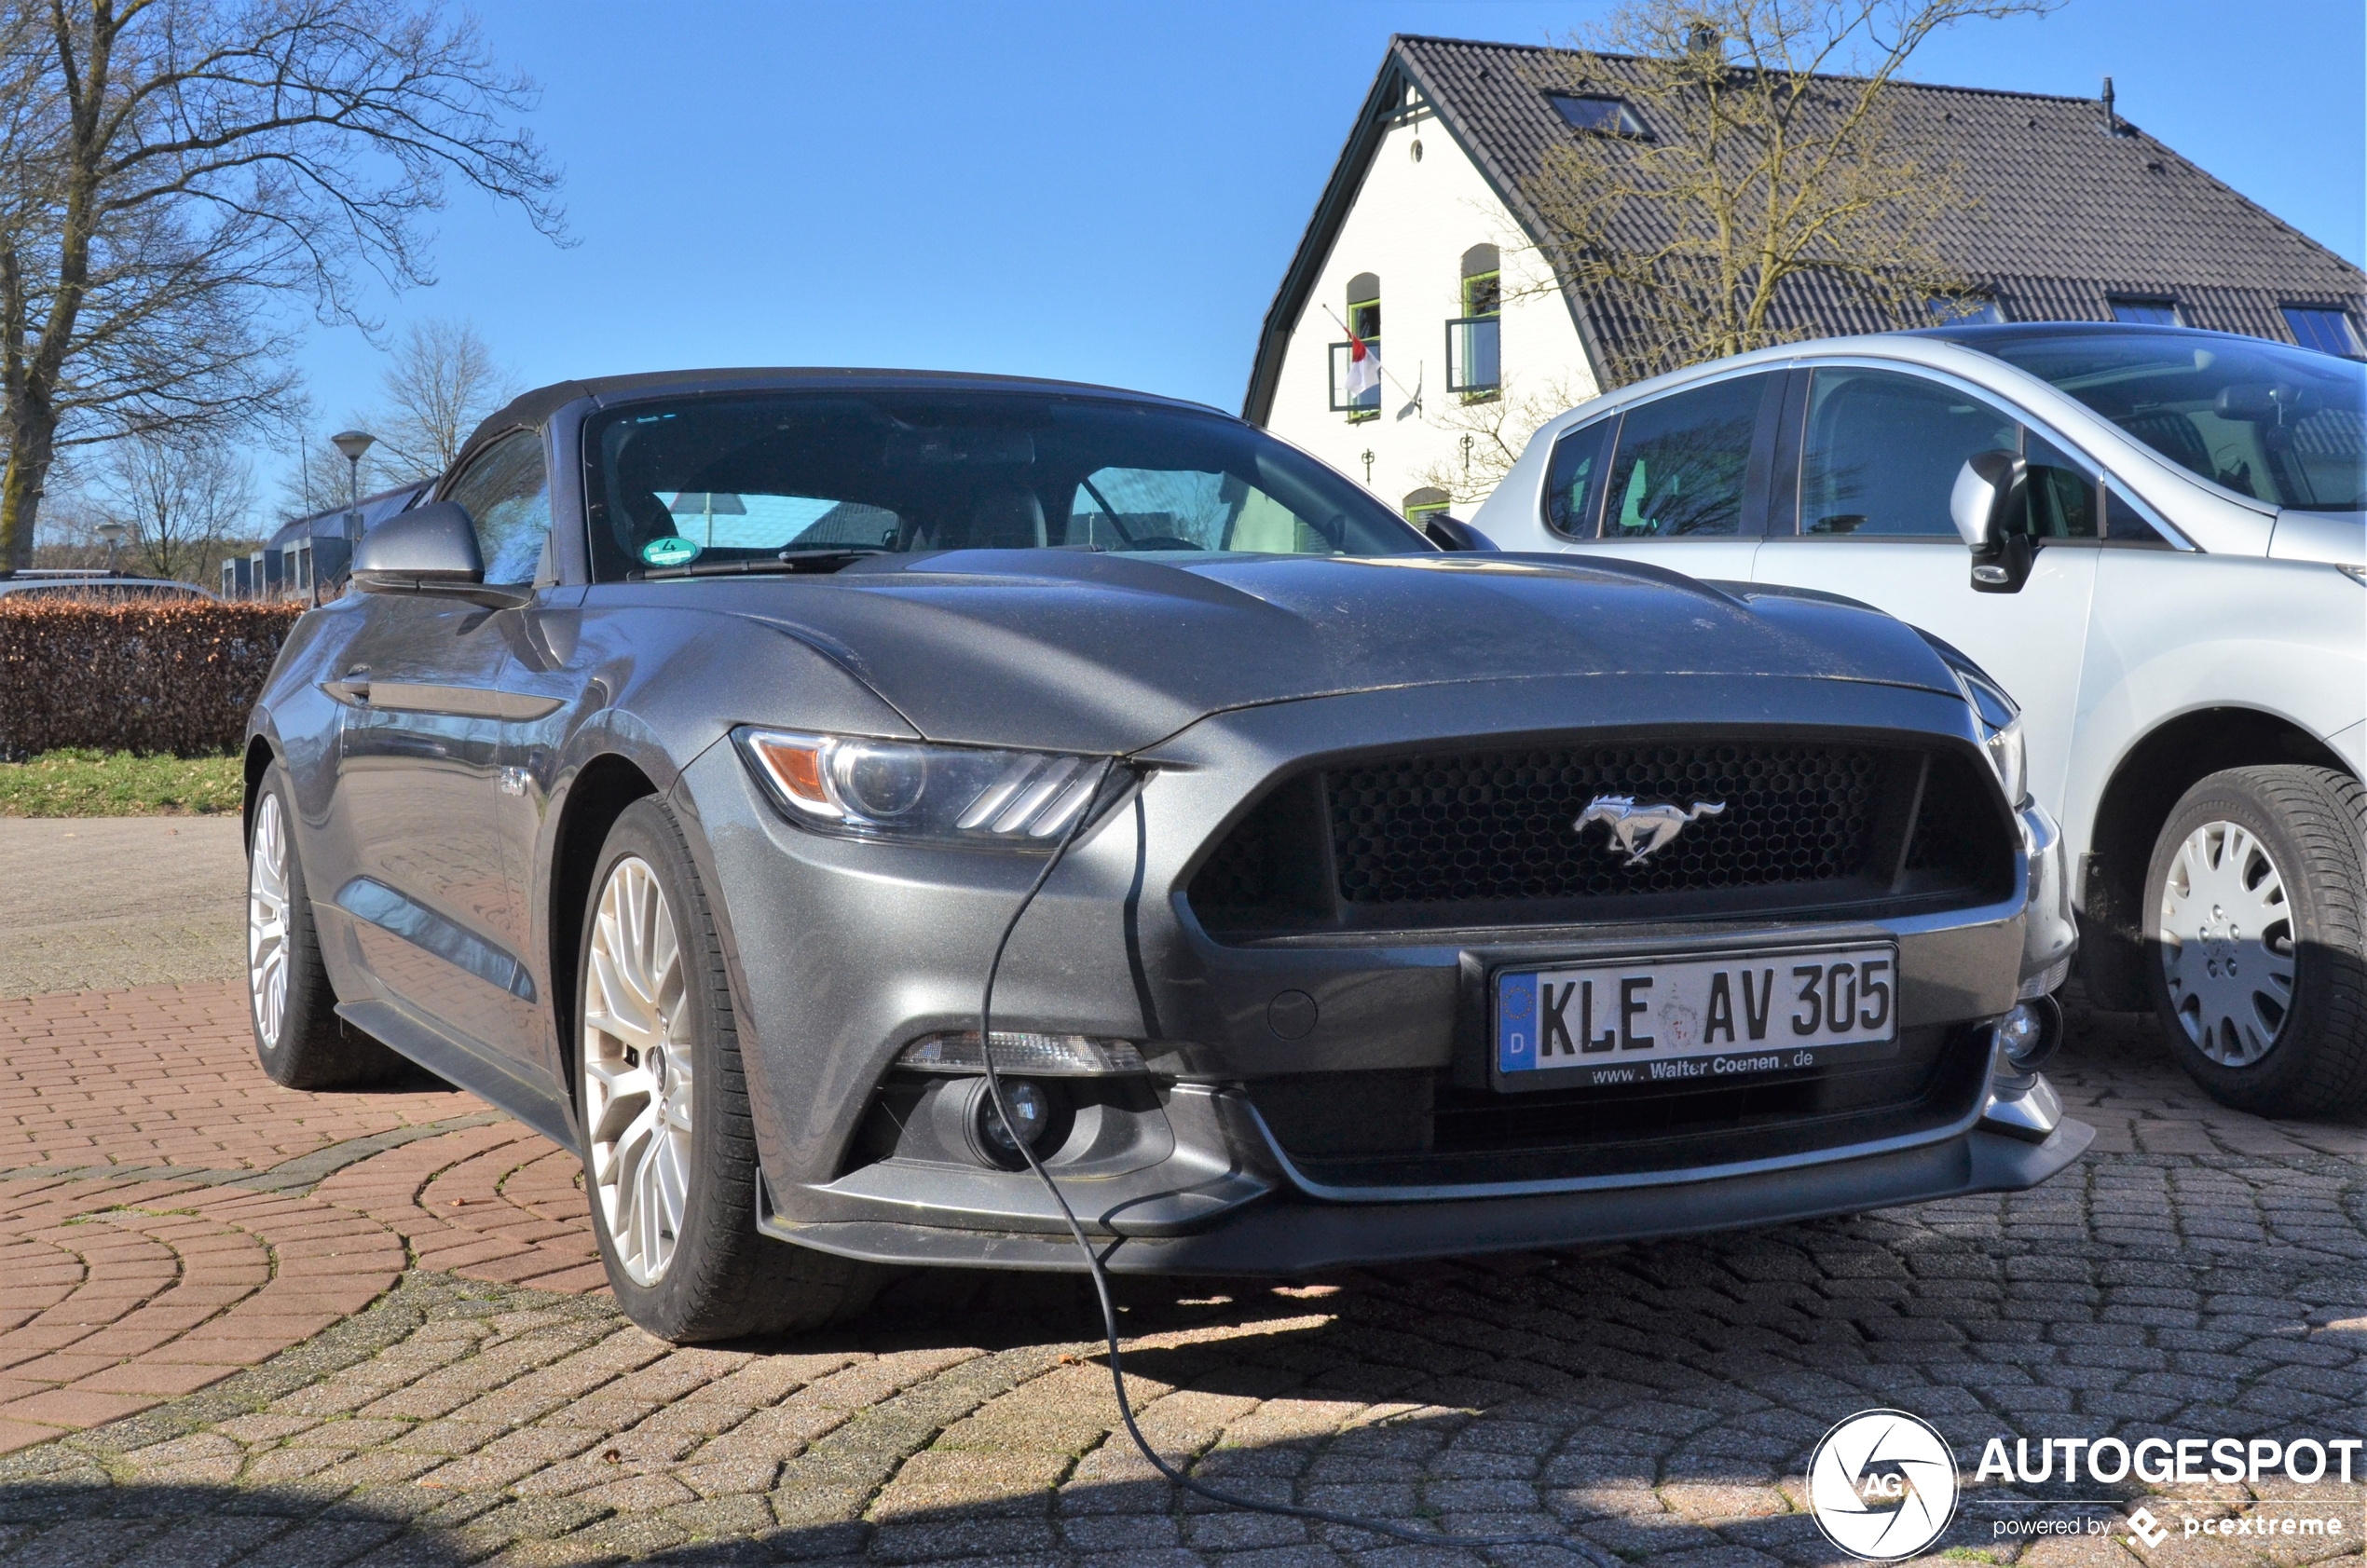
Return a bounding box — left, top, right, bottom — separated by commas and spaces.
1799, 369, 2018, 537
1542, 418, 1610, 537
1602, 375, 1765, 538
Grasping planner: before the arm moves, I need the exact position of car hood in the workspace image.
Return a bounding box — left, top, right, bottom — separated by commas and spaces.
708, 551, 1964, 754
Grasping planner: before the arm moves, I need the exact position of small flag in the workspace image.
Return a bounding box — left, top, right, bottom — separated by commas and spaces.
1345, 333, 1380, 402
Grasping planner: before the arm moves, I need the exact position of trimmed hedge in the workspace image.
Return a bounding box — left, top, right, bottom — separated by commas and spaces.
0, 598, 306, 759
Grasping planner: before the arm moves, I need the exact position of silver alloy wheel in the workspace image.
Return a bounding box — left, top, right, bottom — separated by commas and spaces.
582, 854, 694, 1287
247, 791, 290, 1045
2158, 819, 2296, 1067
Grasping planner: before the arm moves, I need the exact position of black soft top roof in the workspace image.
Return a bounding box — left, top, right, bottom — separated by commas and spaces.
459, 368, 1222, 465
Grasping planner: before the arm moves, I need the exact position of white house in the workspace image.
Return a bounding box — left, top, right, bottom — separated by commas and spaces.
1247, 56, 1597, 528
1245, 35, 2366, 522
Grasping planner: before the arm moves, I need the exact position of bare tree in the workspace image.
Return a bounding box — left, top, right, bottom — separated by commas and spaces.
1415, 372, 1594, 508
364, 316, 512, 482
1519, 0, 2051, 387
96, 429, 253, 579
0, 0, 566, 573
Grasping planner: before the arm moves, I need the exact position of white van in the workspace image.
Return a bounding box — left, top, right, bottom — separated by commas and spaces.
1471, 323, 2365, 1118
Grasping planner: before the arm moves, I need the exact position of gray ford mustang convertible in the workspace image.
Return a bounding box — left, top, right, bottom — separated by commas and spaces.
242, 369, 2090, 1341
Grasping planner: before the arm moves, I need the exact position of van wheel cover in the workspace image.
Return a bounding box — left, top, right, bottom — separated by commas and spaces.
2159, 820, 2296, 1067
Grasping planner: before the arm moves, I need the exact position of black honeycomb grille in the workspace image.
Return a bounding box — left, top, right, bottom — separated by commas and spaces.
1190, 829, 1271, 908
1328, 742, 1881, 906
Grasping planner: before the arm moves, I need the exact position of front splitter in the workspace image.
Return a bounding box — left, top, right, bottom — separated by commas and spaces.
757, 1117, 2094, 1275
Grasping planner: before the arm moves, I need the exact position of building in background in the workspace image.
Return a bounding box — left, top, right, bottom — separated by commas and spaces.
1246, 35, 2367, 520
223, 482, 430, 600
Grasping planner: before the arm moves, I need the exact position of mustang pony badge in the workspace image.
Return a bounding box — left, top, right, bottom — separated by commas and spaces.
1577, 795, 1727, 866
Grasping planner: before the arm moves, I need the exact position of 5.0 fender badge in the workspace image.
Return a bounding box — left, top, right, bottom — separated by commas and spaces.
1576, 795, 1727, 866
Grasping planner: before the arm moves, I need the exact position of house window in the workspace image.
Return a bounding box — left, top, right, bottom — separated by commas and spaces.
1402, 487, 1451, 525
1346, 273, 1380, 343
1330, 272, 1382, 419
1548, 93, 1646, 136
2109, 297, 2182, 327
1449, 243, 1502, 398
1461, 244, 1500, 318
1929, 295, 2003, 325
2283, 306, 2364, 358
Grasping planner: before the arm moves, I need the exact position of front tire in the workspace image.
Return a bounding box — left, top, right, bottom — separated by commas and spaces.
246, 764, 404, 1088
2146, 766, 2367, 1119
576, 798, 882, 1341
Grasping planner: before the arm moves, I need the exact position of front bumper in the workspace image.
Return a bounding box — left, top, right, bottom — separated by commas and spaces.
677, 674, 2094, 1276
758, 1111, 2092, 1275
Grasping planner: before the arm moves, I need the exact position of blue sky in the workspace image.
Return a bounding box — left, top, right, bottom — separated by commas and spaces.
287, 0, 2363, 470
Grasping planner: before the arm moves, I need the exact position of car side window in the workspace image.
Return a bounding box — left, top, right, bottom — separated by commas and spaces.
445, 429, 551, 585
1543, 417, 1611, 537
1798, 368, 2018, 537
1602, 375, 1765, 538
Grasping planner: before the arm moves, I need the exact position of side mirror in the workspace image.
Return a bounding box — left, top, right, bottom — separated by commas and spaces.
1423, 515, 1498, 552
1950, 450, 2032, 594
350, 501, 529, 608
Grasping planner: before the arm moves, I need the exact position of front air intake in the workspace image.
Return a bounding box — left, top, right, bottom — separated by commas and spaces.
1187, 734, 2013, 937
1330, 740, 1880, 905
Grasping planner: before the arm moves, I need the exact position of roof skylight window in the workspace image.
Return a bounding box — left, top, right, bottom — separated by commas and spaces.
2108, 298, 2183, 327
1929, 296, 2004, 325
2283, 306, 2363, 358
1548, 94, 1646, 136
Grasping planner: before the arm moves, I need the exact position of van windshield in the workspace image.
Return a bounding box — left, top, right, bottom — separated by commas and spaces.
582, 390, 1427, 580
1964, 330, 2365, 511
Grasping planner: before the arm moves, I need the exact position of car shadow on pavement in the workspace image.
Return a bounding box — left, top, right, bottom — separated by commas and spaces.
0, 1177, 2358, 1568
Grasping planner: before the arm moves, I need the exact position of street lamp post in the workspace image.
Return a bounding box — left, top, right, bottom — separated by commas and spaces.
94, 520, 124, 576
329, 429, 375, 598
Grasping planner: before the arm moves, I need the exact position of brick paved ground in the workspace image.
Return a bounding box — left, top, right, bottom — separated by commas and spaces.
0, 821, 2359, 1565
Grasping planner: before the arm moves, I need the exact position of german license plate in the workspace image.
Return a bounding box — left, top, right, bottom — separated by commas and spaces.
1493, 944, 1899, 1090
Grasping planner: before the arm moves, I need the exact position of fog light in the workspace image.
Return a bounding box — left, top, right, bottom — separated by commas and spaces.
1994, 995, 2063, 1071
966, 1078, 1055, 1165
898, 1029, 1145, 1076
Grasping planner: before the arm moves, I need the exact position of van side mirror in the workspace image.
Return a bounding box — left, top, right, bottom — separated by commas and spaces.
350, 501, 530, 608
1423, 515, 1498, 552
1950, 450, 2032, 594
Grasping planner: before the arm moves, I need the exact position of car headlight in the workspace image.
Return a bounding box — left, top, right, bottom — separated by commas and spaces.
734, 728, 1120, 846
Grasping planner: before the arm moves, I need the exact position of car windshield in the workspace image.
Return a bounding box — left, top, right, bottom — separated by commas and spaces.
1967, 330, 2366, 511
583, 389, 1427, 580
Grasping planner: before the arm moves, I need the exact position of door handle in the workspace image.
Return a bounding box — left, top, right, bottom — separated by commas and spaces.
322, 666, 370, 706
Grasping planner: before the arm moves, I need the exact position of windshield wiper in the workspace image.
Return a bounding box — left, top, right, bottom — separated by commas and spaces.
630, 548, 889, 581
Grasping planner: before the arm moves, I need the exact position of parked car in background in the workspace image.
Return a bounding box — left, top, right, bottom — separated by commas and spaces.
1472, 323, 2367, 1118
241, 367, 2083, 1342
0, 570, 219, 602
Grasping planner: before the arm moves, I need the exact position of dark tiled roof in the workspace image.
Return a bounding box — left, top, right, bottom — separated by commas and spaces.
1245, 35, 2364, 416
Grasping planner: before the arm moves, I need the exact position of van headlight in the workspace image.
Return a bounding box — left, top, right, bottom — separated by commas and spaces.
734, 728, 1122, 846
1943, 661, 2029, 808
1982, 716, 2028, 810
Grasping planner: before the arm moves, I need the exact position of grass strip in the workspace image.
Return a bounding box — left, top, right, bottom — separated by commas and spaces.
0, 747, 242, 816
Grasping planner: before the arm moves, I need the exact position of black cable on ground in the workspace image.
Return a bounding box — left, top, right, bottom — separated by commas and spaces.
974, 756, 1617, 1561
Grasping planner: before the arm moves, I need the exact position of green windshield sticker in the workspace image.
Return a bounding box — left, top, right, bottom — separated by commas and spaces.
641, 537, 701, 567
